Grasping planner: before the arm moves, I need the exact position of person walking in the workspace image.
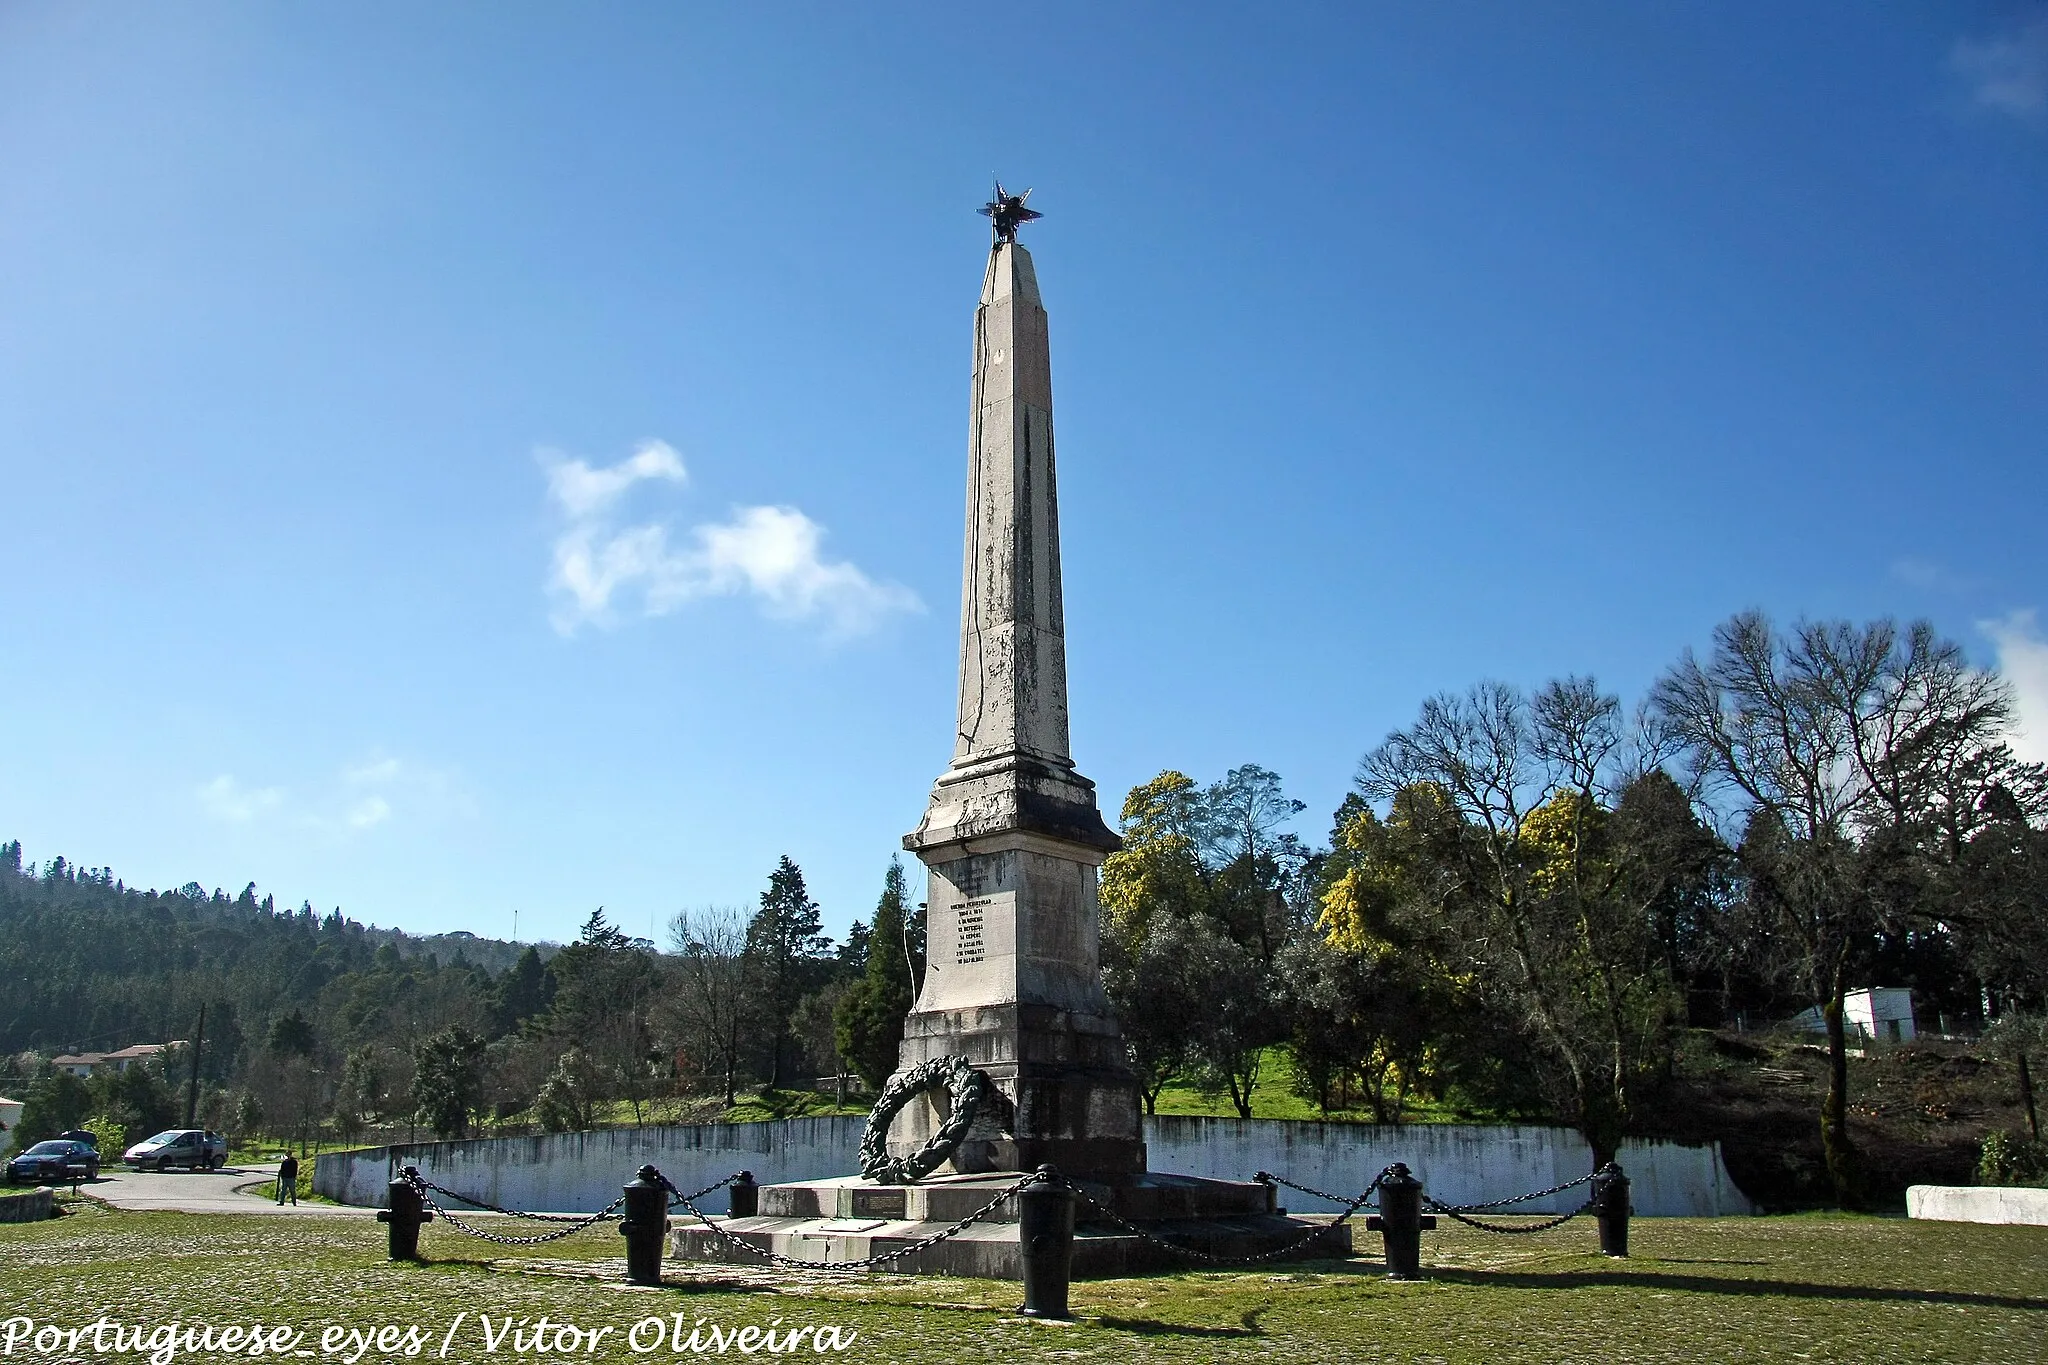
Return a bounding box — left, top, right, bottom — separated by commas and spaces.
276, 1151, 299, 1205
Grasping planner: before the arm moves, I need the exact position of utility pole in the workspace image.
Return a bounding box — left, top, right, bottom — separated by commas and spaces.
184, 1002, 206, 1128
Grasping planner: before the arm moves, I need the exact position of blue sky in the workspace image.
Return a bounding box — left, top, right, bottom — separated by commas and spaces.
3, 4, 2044, 947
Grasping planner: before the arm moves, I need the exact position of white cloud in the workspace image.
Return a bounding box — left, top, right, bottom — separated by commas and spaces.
346, 796, 392, 830
1890, 557, 1973, 593
1984, 610, 2048, 765
335, 753, 474, 827
342, 756, 403, 785
194, 754, 467, 836
543, 440, 688, 520
678, 505, 924, 634
543, 443, 921, 637
1952, 17, 2048, 124
195, 775, 284, 823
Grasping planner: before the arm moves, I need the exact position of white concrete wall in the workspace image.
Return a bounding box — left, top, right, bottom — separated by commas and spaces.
1145, 1117, 1752, 1216
315, 1117, 867, 1214
315, 1116, 1752, 1217
1908, 1184, 2048, 1226
0, 1098, 22, 1157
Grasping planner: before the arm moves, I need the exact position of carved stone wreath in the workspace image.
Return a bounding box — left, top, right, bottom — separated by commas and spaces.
858, 1055, 995, 1185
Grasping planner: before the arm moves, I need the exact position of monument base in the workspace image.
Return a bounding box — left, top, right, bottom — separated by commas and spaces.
889, 1002, 1147, 1178
668, 1171, 1353, 1281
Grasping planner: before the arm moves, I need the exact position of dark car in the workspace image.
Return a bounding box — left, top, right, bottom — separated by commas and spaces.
6, 1139, 100, 1184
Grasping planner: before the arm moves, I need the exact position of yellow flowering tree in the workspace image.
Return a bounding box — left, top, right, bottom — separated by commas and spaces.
1350, 677, 1695, 1160
1099, 770, 1209, 942
1300, 785, 1502, 1121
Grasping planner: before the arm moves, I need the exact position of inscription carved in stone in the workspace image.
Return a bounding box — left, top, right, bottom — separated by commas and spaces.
955, 898, 990, 964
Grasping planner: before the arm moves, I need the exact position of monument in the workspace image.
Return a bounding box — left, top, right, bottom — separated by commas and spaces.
892, 185, 1144, 1180
672, 189, 1348, 1277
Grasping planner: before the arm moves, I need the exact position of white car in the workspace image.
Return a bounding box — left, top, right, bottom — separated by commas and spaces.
123, 1129, 227, 1172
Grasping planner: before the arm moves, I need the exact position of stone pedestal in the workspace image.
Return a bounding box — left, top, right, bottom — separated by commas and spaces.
892, 829, 1144, 1179
669, 1171, 1352, 1280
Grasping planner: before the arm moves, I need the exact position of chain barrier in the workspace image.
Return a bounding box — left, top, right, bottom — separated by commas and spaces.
1426, 1170, 1596, 1213
393, 1157, 1603, 1261
400, 1168, 626, 1248
1413, 1168, 1598, 1235
1255, 1165, 1604, 1238
1422, 1197, 1593, 1235
665, 1171, 743, 1211
661, 1168, 1042, 1273
1044, 1168, 1389, 1269
406, 1170, 617, 1223
1256, 1170, 1377, 1210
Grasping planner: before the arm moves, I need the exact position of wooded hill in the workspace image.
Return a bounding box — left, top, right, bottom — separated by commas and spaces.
0, 839, 531, 1064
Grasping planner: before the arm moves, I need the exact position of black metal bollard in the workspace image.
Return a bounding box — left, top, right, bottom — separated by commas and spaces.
1589, 1161, 1631, 1258
728, 1170, 758, 1217
1365, 1163, 1435, 1281
376, 1169, 433, 1261
1017, 1165, 1078, 1320
619, 1165, 670, 1286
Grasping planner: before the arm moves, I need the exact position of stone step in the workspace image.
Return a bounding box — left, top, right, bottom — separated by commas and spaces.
757, 1170, 1279, 1224
670, 1211, 1352, 1281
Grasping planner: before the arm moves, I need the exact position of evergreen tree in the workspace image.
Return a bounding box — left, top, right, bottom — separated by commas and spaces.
834, 860, 917, 1089
267, 1010, 316, 1057
839, 920, 873, 975
493, 946, 556, 1032
744, 857, 832, 1089
411, 1026, 487, 1140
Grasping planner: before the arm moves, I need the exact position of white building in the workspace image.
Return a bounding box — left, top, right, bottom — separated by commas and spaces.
0, 1096, 22, 1157
1794, 988, 1917, 1045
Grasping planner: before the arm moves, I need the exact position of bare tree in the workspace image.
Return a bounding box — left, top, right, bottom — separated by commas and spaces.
1197, 765, 1310, 963
1355, 676, 1690, 1161
663, 907, 752, 1108
1655, 612, 2022, 1202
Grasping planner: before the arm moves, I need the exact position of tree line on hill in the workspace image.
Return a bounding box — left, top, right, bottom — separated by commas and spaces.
0, 843, 927, 1154
2, 612, 2043, 1207
1099, 612, 2047, 1205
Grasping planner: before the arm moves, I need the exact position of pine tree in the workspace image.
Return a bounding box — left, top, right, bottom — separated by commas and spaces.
493, 946, 555, 1032
411, 1026, 487, 1140
744, 857, 832, 1089
834, 860, 918, 1090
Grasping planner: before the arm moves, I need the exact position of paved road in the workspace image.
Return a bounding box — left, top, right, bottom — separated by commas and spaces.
81, 1163, 377, 1216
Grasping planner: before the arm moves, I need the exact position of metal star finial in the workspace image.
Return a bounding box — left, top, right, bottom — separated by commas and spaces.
979, 181, 1042, 247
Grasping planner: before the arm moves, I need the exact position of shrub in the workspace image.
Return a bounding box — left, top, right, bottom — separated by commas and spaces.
1976, 1130, 2048, 1187
80, 1115, 127, 1155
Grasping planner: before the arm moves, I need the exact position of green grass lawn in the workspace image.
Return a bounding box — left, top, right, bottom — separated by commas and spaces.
1146, 1047, 1476, 1123
719, 1088, 870, 1124
4, 1204, 2042, 1363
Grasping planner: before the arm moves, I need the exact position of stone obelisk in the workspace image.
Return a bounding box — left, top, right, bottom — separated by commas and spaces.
896, 190, 1146, 1178
671, 199, 1343, 1276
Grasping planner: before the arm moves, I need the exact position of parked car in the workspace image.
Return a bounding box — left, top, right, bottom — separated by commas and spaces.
122, 1129, 228, 1172
6, 1139, 100, 1184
